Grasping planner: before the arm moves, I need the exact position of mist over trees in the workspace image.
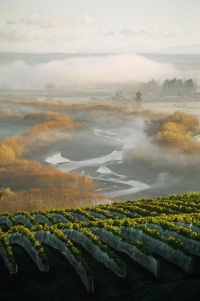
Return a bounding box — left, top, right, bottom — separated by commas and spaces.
138, 78, 196, 97
138, 79, 160, 97
162, 78, 196, 96
123, 110, 200, 191
111, 78, 196, 106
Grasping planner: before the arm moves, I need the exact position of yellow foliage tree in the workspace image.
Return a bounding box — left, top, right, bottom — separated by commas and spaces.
0, 143, 16, 164
3, 137, 22, 158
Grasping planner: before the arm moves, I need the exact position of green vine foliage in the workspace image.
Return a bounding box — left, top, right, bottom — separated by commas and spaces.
0, 212, 16, 226
14, 211, 38, 226
69, 208, 99, 221
2, 192, 200, 280
32, 224, 93, 276
8, 225, 48, 264
0, 233, 17, 267
31, 210, 57, 224
57, 224, 125, 269
48, 209, 77, 223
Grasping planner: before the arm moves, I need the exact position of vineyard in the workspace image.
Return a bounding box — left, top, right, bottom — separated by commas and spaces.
1, 192, 200, 300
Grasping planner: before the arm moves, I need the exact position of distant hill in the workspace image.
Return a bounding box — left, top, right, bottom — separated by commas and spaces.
159, 44, 200, 55
0, 52, 113, 65
1, 52, 200, 66
139, 53, 200, 65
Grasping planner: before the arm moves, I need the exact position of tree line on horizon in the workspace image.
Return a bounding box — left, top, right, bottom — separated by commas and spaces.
113, 78, 197, 100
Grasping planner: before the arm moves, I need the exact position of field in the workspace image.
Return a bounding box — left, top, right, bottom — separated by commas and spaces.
1, 192, 200, 300
145, 101, 200, 119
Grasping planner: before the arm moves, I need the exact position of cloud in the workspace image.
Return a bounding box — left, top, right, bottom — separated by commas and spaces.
120, 27, 184, 39
21, 13, 66, 28
1, 12, 69, 48
82, 14, 97, 26
159, 29, 184, 38
137, 27, 184, 38
97, 27, 115, 36
6, 21, 17, 25
0, 24, 70, 43
120, 29, 134, 37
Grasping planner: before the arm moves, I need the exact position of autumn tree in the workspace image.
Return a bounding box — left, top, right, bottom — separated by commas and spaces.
0, 143, 16, 165
147, 111, 200, 154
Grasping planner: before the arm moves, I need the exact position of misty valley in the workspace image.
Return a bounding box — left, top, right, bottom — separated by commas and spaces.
45, 119, 198, 201
0, 95, 200, 210
1, 61, 200, 300
2, 0, 200, 299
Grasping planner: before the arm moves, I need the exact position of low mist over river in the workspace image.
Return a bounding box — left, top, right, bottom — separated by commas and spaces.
45, 115, 200, 201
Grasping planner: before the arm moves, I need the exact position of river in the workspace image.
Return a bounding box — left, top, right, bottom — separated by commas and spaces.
45, 122, 151, 199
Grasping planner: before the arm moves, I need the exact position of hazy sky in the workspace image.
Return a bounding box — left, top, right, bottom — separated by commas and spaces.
1, 0, 200, 53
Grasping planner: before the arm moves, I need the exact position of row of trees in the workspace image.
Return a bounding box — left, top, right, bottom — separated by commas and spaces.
111, 78, 196, 108
137, 78, 196, 97
162, 78, 196, 96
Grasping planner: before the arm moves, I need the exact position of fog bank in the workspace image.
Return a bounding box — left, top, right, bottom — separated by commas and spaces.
0, 54, 180, 88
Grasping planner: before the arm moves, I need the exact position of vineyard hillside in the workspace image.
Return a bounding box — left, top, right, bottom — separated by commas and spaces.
1, 192, 200, 300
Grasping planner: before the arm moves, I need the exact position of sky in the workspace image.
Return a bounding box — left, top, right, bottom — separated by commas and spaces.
1, 0, 200, 54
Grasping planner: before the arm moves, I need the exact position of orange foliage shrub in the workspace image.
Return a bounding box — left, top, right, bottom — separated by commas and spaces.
27, 116, 75, 132
167, 111, 199, 133
0, 99, 166, 123
0, 107, 96, 208
22, 111, 63, 124
0, 109, 22, 122
148, 111, 200, 154
0, 188, 106, 213
152, 111, 199, 135
2, 136, 28, 158
0, 108, 88, 158
0, 159, 96, 192
0, 143, 16, 164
